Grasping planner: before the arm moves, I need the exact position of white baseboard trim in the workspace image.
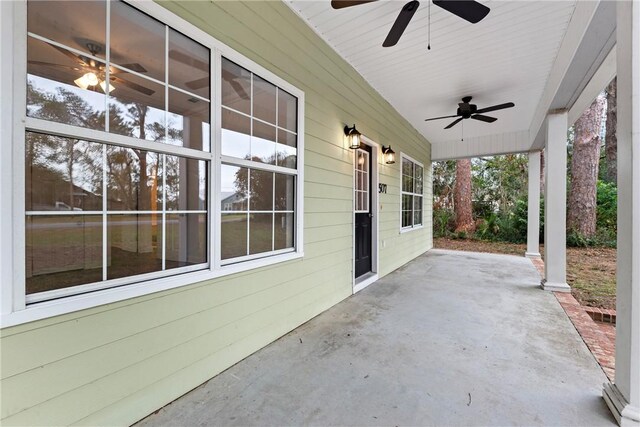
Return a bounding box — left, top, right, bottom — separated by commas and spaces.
525, 252, 541, 258
603, 382, 640, 426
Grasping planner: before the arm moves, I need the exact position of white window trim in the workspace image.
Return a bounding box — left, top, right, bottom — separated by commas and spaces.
0, 0, 305, 328
399, 152, 424, 233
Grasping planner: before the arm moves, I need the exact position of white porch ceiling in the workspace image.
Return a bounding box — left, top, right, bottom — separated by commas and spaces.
288, 0, 577, 146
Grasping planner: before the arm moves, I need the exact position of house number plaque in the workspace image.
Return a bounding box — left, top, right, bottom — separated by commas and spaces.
378, 183, 387, 194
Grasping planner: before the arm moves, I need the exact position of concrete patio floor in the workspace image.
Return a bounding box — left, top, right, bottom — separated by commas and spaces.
137, 249, 616, 426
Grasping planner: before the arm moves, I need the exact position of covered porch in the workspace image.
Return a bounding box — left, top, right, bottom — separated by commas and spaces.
138, 250, 614, 426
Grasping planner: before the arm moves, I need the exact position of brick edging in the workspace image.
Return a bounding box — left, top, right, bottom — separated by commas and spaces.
583, 306, 616, 324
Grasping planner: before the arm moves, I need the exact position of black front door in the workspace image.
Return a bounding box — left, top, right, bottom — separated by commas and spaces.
354, 144, 372, 278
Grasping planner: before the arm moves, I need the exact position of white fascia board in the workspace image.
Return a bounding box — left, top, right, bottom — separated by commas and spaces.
567, 46, 616, 126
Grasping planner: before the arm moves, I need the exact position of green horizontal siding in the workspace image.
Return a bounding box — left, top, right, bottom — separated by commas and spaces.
0, 1, 432, 425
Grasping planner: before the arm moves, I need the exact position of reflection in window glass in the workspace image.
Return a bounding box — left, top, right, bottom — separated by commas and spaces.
27, 38, 106, 130
26, 132, 104, 211
165, 156, 207, 211
108, 72, 165, 142
110, 0, 165, 82
252, 120, 276, 164
28, 0, 107, 58
166, 213, 207, 267
221, 213, 248, 259
107, 214, 162, 279
221, 58, 251, 114
222, 109, 250, 159
253, 75, 276, 125
169, 28, 210, 100
277, 130, 297, 169
249, 169, 273, 211
106, 146, 160, 211
278, 89, 297, 132
249, 213, 273, 255
274, 213, 294, 250
168, 89, 210, 151
221, 165, 248, 211
26, 215, 103, 294
275, 174, 294, 211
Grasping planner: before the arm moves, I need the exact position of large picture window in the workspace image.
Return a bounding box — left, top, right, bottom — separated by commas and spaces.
9, 0, 304, 313
401, 154, 424, 230
220, 58, 298, 264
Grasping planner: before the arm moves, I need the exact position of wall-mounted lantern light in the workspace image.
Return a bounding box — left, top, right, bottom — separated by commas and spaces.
382, 145, 396, 164
344, 124, 361, 149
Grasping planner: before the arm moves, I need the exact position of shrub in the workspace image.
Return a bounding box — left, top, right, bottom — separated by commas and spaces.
433, 208, 454, 238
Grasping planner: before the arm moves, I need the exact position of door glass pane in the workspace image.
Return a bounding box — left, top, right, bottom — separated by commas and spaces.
106, 146, 161, 211
168, 29, 210, 99
252, 120, 276, 164
221, 58, 251, 114
274, 213, 294, 250
221, 165, 248, 211
108, 72, 165, 142
276, 130, 297, 169
28, 0, 107, 58
221, 109, 250, 159
249, 169, 273, 211
221, 213, 247, 259
107, 214, 162, 279
26, 215, 103, 294
110, 0, 165, 82
275, 174, 294, 211
27, 37, 106, 130
249, 213, 273, 255
167, 89, 210, 151
165, 213, 206, 268
253, 75, 276, 125
165, 156, 207, 211
26, 132, 103, 211
278, 88, 297, 132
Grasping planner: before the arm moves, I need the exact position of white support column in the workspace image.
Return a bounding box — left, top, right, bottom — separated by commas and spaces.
542, 111, 570, 292
603, 2, 640, 426
526, 150, 541, 258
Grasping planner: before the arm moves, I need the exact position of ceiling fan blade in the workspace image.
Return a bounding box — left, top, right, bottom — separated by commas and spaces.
46, 43, 87, 65
382, 0, 420, 47
331, 0, 377, 9
117, 63, 148, 74
475, 102, 515, 114
28, 60, 79, 71
185, 77, 209, 90
424, 114, 459, 122
111, 76, 155, 96
230, 80, 250, 100
471, 114, 497, 123
444, 118, 463, 129
169, 49, 208, 72
432, 0, 490, 24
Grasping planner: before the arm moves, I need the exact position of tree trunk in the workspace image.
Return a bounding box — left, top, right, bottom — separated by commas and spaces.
568, 95, 606, 237
454, 158, 475, 234
605, 77, 617, 184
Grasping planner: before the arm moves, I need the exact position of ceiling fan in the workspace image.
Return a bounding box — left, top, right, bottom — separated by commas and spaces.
331, 0, 490, 47
29, 41, 155, 95
424, 96, 515, 129
169, 50, 249, 100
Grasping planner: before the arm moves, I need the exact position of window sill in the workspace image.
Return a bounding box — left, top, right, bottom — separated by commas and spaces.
1, 251, 304, 329
400, 225, 424, 234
